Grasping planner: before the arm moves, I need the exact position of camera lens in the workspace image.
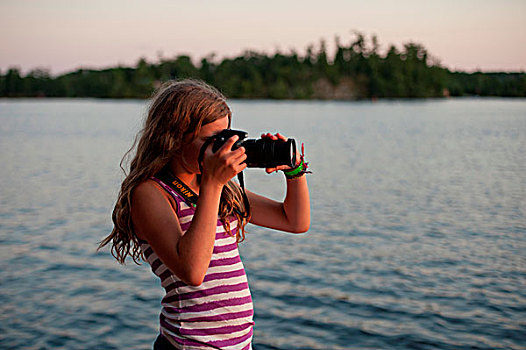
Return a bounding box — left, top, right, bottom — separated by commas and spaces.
242, 138, 296, 168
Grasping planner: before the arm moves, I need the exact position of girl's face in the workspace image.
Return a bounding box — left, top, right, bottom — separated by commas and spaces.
179, 116, 229, 174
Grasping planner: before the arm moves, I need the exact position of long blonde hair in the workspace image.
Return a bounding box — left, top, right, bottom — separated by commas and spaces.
99, 79, 249, 264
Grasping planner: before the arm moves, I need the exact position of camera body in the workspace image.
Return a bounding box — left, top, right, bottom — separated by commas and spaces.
212, 129, 297, 168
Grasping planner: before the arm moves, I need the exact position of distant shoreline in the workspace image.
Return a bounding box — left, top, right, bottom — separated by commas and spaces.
2, 96, 525, 102
2, 34, 525, 99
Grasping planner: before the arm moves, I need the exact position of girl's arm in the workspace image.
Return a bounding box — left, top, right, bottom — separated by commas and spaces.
131, 136, 246, 286
131, 179, 223, 286
247, 175, 310, 233
247, 133, 310, 233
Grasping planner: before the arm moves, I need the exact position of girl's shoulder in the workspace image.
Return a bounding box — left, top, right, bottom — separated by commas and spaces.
131, 179, 183, 243
134, 179, 179, 215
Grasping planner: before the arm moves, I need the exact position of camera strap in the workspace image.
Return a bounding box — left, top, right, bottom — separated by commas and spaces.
155, 167, 199, 208
236, 171, 251, 220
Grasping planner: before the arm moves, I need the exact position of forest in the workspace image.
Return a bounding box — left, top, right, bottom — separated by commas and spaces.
1, 34, 525, 99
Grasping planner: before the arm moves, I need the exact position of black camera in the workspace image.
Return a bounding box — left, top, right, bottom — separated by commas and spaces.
211, 129, 297, 168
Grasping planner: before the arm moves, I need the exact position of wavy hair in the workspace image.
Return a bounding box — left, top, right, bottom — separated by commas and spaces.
98, 79, 249, 264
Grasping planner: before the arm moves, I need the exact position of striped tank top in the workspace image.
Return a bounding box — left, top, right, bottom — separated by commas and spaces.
139, 177, 254, 350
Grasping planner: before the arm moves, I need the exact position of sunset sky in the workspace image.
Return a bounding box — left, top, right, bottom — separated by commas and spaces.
1, 0, 525, 75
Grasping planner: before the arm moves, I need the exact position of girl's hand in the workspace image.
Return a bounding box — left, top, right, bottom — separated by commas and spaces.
201, 135, 247, 187
260, 132, 300, 174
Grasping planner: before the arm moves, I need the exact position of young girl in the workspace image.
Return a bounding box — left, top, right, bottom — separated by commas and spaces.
99, 79, 310, 350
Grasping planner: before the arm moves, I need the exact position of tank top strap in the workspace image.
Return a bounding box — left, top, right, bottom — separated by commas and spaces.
150, 176, 196, 215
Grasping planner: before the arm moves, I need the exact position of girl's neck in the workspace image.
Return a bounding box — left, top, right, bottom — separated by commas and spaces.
169, 161, 200, 194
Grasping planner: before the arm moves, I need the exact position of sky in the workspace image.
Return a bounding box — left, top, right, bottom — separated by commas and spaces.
1, 0, 525, 75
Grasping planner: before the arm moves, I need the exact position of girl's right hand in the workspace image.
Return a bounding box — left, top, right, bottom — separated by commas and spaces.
201, 135, 247, 187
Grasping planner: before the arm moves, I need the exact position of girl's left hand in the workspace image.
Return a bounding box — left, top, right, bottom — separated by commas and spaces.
261, 132, 300, 174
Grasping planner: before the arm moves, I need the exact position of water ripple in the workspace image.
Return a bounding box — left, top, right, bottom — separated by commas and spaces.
1, 98, 525, 349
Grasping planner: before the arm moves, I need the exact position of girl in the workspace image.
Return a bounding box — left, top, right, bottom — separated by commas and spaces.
99, 79, 310, 350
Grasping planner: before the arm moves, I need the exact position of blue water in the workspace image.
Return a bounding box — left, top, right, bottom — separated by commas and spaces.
0, 98, 525, 349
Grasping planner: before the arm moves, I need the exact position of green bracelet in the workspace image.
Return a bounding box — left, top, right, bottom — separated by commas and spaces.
283, 143, 311, 179
283, 160, 305, 177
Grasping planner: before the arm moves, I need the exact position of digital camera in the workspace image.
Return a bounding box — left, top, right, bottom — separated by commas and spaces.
211, 129, 297, 168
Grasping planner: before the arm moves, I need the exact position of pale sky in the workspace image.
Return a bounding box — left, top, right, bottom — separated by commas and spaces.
1, 0, 525, 75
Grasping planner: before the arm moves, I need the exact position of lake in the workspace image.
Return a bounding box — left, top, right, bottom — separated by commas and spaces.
0, 97, 525, 349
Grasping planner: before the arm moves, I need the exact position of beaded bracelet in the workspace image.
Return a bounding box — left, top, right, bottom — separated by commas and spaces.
283, 143, 311, 179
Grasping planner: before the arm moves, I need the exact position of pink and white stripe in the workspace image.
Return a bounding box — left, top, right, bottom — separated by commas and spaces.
139, 177, 254, 349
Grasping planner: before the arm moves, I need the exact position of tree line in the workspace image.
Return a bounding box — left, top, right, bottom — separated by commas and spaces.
1, 34, 525, 99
